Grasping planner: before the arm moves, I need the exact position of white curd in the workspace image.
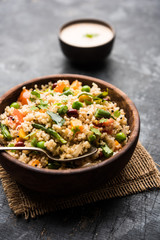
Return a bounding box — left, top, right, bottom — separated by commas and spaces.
60, 23, 114, 48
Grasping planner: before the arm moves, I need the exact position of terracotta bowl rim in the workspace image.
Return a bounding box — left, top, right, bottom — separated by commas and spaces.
0, 74, 140, 176
58, 18, 116, 49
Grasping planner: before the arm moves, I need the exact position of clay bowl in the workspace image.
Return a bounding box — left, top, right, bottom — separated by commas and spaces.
0, 74, 140, 196
59, 19, 115, 64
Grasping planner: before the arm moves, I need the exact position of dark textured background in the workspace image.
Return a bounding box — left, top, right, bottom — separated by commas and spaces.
0, 0, 160, 239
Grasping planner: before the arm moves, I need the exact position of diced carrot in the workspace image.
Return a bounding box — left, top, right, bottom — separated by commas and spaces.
114, 140, 122, 150
70, 119, 82, 127
70, 80, 82, 90
13, 109, 24, 126
71, 119, 83, 134
78, 125, 83, 132
29, 160, 41, 167
18, 89, 30, 105
19, 128, 28, 140
78, 94, 92, 103
101, 118, 114, 134
8, 116, 16, 129
39, 109, 46, 113
74, 89, 81, 95
54, 81, 69, 93
16, 137, 21, 142
72, 125, 83, 134
102, 118, 114, 127
115, 140, 120, 146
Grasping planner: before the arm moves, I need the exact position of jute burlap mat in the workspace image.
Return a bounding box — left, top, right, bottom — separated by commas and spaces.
0, 142, 160, 219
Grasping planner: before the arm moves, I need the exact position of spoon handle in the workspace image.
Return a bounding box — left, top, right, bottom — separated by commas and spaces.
0, 146, 40, 151
0, 146, 97, 162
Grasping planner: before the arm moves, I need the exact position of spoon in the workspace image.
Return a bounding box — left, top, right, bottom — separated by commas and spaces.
0, 146, 97, 162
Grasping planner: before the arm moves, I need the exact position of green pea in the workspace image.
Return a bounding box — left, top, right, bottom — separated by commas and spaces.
57, 105, 68, 115
82, 85, 90, 92
88, 134, 96, 143
10, 102, 20, 109
95, 109, 111, 119
72, 101, 83, 110
31, 137, 38, 147
37, 141, 46, 149
48, 162, 60, 169
115, 132, 126, 143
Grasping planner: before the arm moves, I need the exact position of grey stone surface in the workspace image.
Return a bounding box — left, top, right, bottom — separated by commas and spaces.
0, 0, 160, 239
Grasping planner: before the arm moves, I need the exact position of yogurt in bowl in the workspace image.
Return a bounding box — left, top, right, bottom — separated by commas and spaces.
60, 22, 114, 48
59, 19, 115, 64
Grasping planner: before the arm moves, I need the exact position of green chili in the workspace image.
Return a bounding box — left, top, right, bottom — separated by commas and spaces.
95, 109, 111, 119
0, 124, 12, 141
32, 123, 67, 144
101, 144, 113, 158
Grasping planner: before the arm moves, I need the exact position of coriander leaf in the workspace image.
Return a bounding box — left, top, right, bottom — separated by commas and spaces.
99, 118, 108, 123
38, 99, 48, 109
97, 89, 108, 99
71, 126, 80, 136
114, 110, 120, 118
31, 90, 40, 98
62, 99, 68, 103
30, 98, 35, 102
30, 106, 39, 111
84, 33, 99, 38
90, 126, 101, 136
46, 110, 65, 127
